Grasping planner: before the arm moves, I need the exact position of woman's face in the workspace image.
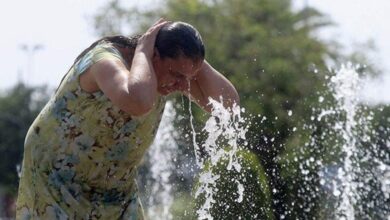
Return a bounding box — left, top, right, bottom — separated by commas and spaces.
153, 55, 203, 95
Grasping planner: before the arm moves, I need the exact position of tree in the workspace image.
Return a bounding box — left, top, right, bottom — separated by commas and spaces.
92, 0, 385, 218
0, 83, 49, 195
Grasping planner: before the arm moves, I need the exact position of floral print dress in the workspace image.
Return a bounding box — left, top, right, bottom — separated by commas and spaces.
16, 42, 166, 220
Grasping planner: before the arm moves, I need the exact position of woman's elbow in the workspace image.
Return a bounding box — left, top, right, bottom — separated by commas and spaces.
232, 89, 240, 105
225, 88, 240, 109
125, 96, 156, 116
125, 83, 158, 116
114, 91, 156, 117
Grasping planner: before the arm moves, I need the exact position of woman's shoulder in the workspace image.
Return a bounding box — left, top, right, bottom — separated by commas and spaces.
85, 41, 123, 63
94, 41, 121, 55
74, 42, 124, 75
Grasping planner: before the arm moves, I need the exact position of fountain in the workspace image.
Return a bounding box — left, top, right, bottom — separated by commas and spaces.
145, 101, 178, 220
144, 97, 262, 219
143, 64, 389, 220
313, 64, 390, 219
193, 98, 247, 220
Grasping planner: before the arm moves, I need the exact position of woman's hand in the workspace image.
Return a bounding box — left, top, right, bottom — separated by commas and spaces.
136, 18, 169, 58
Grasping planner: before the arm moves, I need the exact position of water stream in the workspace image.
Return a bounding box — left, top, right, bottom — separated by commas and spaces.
194, 98, 247, 220
146, 101, 178, 220
315, 64, 390, 219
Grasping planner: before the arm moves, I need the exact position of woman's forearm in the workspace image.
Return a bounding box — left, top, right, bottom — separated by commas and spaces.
128, 49, 158, 110
192, 61, 240, 111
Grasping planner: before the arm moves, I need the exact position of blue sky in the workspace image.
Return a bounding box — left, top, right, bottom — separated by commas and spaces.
1, 0, 389, 104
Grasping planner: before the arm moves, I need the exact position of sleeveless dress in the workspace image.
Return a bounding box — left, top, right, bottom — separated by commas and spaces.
16, 42, 166, 220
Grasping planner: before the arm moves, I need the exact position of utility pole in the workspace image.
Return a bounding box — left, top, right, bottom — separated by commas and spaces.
19, 44, 44, 84
304, 0, 309, 27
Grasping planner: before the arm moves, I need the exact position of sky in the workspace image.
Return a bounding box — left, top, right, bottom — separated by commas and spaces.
1, 0, 389, 104
295, 0, 390, 105
0, 0, 105, 90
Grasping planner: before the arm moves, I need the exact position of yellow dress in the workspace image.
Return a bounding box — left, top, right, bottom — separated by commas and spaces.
16, 42, 166, 219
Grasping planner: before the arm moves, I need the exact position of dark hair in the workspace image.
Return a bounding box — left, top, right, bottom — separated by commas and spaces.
74, 22, 204, 64
155, 22, 205, 61
73, 35, 140, 64
73, 22, 205, 68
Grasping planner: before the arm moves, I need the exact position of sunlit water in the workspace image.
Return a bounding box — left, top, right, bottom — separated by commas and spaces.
330, 65, 362, 219
144, 97, 248, 220
142, 65, 389, 220
193, 98, 247, 220
313, 64, 390, 219
145, 101, 178, 220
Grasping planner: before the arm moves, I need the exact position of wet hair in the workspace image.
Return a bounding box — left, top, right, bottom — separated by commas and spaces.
74, 22, 204, 64
155, 22, 205, 61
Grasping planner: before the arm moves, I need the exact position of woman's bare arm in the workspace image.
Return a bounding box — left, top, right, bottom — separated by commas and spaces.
84, 19, 168, 117
185, 60, 240, 112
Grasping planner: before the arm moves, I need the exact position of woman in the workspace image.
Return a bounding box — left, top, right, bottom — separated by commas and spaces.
16, 19, 239, 219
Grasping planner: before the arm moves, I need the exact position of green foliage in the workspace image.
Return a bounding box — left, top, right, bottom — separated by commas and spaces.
169, 192, 197, 220
153, 1, 333, 218
0, 83, 49, 194
92, 0, 334, 218
92, 0, 333, 146
194, 149, 274, 220
93, 0, 138, 36
362, 105, 390, 218
92, 0, 385, 218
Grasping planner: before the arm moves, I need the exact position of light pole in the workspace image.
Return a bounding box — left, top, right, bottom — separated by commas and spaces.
303, 0, 309, 27
19, 44, 44, 84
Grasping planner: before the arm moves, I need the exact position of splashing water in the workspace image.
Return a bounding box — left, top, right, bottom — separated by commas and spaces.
144, 65, 389, 220
146, 101, 178, 220
331, 65, 362, 220
315, 64, 390, 219
193, 97, 247, 220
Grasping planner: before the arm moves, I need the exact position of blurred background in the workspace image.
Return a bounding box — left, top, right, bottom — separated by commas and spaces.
0, 0, 389, 219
